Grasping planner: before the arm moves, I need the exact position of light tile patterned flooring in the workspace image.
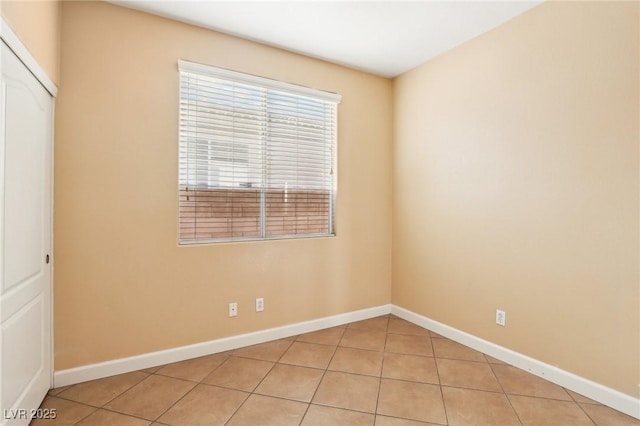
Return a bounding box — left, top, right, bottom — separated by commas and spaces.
35, 315, 639, 425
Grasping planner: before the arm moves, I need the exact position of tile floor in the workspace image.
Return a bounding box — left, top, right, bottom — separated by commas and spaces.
35, 315, 639, 425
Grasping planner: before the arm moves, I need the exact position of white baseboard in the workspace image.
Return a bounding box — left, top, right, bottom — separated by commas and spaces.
54, 302, 639, 419
53, 304, 391, 388
391, 305, 640, 420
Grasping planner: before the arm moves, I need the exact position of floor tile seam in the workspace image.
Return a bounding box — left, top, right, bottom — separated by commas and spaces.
440, 384, 515, 396
59, 372, 151, 409
324, 368, 386, 380
197, 380, 256, 394
245, 392, 312, 407
45, 394, 103, 410
252, 386, 319, 404
373, 329, 391, 415
85, 406, 158, 425
564, 388, 603, 406
277, 359, 332, 370
382, 351, 435, 360
574, 400, 601, 426
487, 363, 576, 402
433, 356, 489, 364
244, 351, 282, 397
376, 405, 448, 426
377, 377, 448, 423
197, 355, 238, 385
303, 338, 341, 413
152, 370, 208, 384
280, 334, 343, 369
383, 348, 435, 357
440, 368, 504, 393
144, 378, 198, 423
429, 335, 449, 426
220, 388, 252, 426
152, 355, 231, 384
373, 413, 448, 426
311, 399, 377, 415
326, 366, 383, 377
347, 317, 390, 332
298, 398, 314, 424
185, 381, 251, 396
335, 344, 388, 355
433, 382, 450, 426
41, 396, 97, 426
506, 394, 598, 426
504, 391, 588, 404
310, 401, 379, 417
485, 355, 524, 426
50, 383, 77, 397
380, 375, 440, 386
225, 353, 280, 364
382, 331, 435, 358
272, 361, 328, 373
424, 329, 437, 359
68, 406, 98, 426
428, 336, 443, 387
339, 342, 386, 352
308, 318, 382, 415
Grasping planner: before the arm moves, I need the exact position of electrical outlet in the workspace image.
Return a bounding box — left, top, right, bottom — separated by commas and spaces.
229, 302, 238, 317
256, 298, 264, 312
496, 309, 506, 326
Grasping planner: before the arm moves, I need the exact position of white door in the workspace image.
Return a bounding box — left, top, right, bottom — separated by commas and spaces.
0, 41, 52, 425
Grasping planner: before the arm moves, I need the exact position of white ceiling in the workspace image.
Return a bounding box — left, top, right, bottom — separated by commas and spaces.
111, 1, 542, 78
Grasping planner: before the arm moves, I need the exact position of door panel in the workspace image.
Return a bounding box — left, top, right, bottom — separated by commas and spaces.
0, 41, 52, 426
2, 296, 45, 412
3, 63, 44, 295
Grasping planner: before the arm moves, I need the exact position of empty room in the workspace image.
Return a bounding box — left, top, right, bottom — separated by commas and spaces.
0, 0, 638, 424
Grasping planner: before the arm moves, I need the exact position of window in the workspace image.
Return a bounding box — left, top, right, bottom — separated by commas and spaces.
178, 60, 341, 244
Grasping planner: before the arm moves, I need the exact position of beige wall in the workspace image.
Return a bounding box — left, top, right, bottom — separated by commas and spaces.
54, 1, 393, 370
393, 1, 639, 398
55, 0, 639, 399
1, 0, 60, 84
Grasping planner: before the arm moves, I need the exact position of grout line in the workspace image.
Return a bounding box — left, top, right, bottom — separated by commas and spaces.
574, 401, 599, 426
373, 318, 390, 417
300, 327, 344, 422
123, 356, 230, 423
501, 390, 602, 404
144, 378, 198, 423
41, 396, 97, 425
100, 371, 151, 408
222, 390, 250, 425
93, 406, 163, 424
54, 370, 149, 410
431, 333, 450, 426
487, 360, 524, 426
223, 340, 297, 425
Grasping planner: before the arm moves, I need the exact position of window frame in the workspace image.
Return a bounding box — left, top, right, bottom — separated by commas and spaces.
177, 60, 341, 245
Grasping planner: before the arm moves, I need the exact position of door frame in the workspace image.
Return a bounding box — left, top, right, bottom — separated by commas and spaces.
0, 16, 58, 390
0, 18, 57, 97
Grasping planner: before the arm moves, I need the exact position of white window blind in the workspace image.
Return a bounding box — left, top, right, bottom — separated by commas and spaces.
178, 60, 341, 244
